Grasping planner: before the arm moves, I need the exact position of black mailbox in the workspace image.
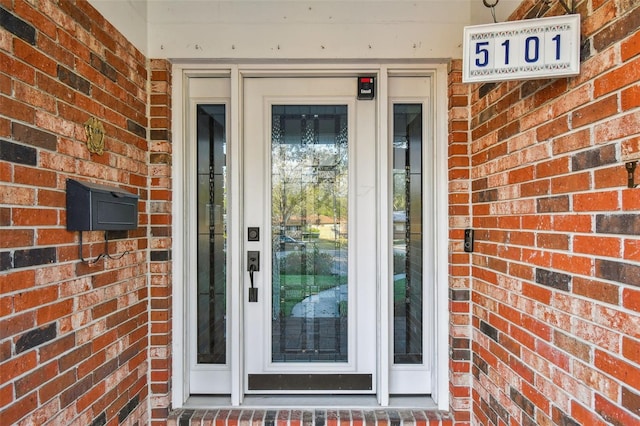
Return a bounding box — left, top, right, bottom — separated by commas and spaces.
66, 179, 138, 231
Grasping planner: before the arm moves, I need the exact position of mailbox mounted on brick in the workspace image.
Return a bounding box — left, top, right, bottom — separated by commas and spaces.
66, 179, 138, 263
66, 179, 138, 231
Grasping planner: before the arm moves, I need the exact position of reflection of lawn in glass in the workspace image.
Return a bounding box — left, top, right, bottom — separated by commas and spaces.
277, 275, 406, 317
394, 276, 407, 303
320, 239, 346, 248
296, 239, 345, 251
278, 274, 347, 317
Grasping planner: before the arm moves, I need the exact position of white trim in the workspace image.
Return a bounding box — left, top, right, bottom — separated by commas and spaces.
376, 66, 390, 407
230, 65, 243, 406
386, 74, 433, 395
433, 62, 450, 411
171, 64, 187, 408
171, 62, 450, 410
186, 86, 233, 393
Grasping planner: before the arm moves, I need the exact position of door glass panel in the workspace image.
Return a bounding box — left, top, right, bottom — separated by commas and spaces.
271, 105, 348, 363
197, 104, 227, 364
392, 104, 423, 364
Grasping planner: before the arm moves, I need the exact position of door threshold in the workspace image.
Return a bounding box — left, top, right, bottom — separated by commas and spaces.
184, 395, 437, 409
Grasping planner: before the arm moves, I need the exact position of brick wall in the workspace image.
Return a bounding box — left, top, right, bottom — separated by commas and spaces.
467, 1, 640, 425
0, 1, 150, 424
4, 0, 640, 425
448, 60, 473, 425
148, 59, 173, 425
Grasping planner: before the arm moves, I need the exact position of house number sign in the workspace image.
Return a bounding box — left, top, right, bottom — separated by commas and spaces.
462, 15, 580, 83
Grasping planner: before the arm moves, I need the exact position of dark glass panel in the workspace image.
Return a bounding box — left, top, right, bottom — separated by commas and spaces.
196, 105, 227, 364
393, 104, 423, 364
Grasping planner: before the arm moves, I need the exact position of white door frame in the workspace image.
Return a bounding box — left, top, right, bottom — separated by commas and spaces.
171, 63, 450, 410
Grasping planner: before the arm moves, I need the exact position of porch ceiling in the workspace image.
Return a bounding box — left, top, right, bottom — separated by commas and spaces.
89, 0, 520, 58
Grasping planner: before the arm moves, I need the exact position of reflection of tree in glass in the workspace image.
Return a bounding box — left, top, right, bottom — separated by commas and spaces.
393, 171, 407, 212
271, 112, 348, 236
272, 142, 306, 229
393, 132, 408, 212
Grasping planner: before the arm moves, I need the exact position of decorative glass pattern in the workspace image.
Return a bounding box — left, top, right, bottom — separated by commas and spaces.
196, 105, 227, 364
270, 105, 349, 363
392, 104, 423, 364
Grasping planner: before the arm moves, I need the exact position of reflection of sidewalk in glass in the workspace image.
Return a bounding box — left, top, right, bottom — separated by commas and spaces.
290, 284, 347, 318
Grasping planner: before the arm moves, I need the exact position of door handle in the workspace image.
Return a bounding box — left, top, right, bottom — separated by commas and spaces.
247, 251, 260, 302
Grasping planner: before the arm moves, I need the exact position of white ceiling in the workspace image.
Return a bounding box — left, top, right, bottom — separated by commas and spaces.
89, 0, 521, 59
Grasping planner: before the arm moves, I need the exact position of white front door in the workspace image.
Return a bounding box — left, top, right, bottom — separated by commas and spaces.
243, 76, 377, 393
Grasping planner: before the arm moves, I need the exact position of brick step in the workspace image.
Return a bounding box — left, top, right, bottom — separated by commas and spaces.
168, 409, 454, 426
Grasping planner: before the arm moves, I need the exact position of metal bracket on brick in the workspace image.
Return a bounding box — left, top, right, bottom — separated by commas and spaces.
626, 161, 638, 189
78, 231, 131, 264
557, 0, 576, 15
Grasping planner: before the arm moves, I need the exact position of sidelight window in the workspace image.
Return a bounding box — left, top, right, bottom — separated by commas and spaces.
196, 104, 227, 364
392, 104, 424, 365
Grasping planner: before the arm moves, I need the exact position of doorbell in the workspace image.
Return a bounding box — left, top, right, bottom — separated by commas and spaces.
464, 229, 474, 253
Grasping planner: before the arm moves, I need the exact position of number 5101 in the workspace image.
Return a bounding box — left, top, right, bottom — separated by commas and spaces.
462, 15, 580, 83
474, 33, 563, 68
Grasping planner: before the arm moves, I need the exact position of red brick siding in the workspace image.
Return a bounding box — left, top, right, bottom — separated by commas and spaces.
148, 59, 173, 425
448, 60, 473, 426
0, 0, 149, 424
4, 0, 640, 425
469, 1, 640, 425
168, 409, 455, 426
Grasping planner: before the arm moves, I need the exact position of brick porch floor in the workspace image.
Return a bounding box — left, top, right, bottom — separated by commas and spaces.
167, 409, 454, 426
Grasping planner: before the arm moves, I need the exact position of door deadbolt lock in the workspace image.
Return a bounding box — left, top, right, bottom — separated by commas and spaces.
248, 227, 260, 241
